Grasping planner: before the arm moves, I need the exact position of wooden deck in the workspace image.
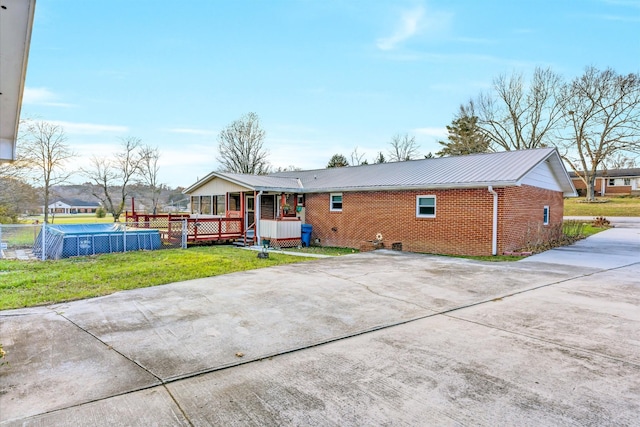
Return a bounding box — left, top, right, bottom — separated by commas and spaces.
125, 213, 246, 245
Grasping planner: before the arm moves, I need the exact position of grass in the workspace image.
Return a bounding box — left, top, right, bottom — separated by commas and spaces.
448, 254, 525, 262
579, 223, 607, 238
20, 214, 114, 224
564, 196, 640, 217
0, 246, 307, 310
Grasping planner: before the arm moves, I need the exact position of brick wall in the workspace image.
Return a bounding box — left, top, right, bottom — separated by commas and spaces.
305, 185, 564, 256
499, 185, 565, 253
572, 177, 633, 195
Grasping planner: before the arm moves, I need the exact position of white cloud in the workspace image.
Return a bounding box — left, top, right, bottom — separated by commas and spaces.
167, 128, 217, 136
376, 5, 453, 51
413, 127, 447, 138
23, 87, 73, 107
377, 6, 425, 51
44, 120, 129, 135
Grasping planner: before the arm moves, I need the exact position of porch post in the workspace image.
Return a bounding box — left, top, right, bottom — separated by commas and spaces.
256, 191, 262, 243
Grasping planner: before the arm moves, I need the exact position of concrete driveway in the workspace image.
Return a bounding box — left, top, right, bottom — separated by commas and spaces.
1, 225, 639, 426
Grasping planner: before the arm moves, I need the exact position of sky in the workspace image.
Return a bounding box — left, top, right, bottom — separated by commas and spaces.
21, 0, 640, 188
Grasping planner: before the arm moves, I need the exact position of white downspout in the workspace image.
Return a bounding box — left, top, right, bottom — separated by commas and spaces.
255, 191, 263, 244
488, 186, 498, 256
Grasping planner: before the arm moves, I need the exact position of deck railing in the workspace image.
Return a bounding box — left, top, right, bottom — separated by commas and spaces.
125, 213, 244, 244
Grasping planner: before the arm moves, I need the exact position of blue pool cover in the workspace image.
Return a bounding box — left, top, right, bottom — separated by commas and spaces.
33, 223, 161, 260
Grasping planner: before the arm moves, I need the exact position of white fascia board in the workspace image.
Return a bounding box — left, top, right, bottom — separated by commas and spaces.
0, 0, 36, 162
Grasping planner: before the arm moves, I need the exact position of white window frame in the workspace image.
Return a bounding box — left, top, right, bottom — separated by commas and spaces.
416, 195, 436, 218
543, 205, 550, 225
330, 193, 343, 212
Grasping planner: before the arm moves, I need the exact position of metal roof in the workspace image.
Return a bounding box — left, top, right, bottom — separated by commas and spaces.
184, 148, 576, 196
569, 168, 640, 179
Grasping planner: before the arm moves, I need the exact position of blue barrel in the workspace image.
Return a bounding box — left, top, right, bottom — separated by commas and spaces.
301, 224, 312, 247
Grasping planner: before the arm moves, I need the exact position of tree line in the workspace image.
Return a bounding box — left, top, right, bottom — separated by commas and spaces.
0, 122, 164, 223
2, 65, 638, 223
219, 67, 639, 202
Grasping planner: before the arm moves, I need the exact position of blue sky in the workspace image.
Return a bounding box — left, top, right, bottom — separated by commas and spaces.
22, 0, 640, 188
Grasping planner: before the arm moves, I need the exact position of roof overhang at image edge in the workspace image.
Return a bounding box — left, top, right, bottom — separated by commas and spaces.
0, 0, 36, 163
184, 148, 578, 197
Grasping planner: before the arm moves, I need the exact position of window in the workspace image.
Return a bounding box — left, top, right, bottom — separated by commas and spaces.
543, 206, 549, 225
191, 196, 200, 214
201, 196, 212, 214
416, 195, 436, 218
229, 194, 241, 211
330, 193, 343, 211
624, 178, 631, 186
609, 178, 616, 186
297, 194, 304, 207
216, 197, 226, 215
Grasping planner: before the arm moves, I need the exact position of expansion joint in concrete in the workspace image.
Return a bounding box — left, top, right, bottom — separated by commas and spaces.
50, 308, 163, 383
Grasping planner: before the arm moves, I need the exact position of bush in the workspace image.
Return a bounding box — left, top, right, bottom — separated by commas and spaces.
593, 216, 611, 227
95, 207, 107, 218
563, 220, 586, 238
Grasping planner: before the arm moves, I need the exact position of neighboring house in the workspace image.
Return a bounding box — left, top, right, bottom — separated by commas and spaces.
43, 200, 101, 214
569, 169, 640, 197
184, 148, 576, 256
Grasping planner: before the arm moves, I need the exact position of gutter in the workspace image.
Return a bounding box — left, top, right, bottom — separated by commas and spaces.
487, 186, 498, 256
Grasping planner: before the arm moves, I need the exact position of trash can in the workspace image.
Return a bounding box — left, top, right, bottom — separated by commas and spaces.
301, 224, 312, 247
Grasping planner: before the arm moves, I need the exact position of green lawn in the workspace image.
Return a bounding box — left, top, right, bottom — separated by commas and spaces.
564, 196, 640, 217
21, 214, 114, 224
0, 246, 307, 310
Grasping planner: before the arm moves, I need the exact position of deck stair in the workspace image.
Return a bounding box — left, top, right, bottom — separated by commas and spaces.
233, 229, 255, 247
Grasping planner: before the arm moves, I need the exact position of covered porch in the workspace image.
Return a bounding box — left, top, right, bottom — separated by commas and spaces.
180, 171, 307, 247
127, 192, 304, 247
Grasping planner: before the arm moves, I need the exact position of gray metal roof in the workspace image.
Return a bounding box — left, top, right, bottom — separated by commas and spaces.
184, 148, 576, 196
569, 168, 640, 179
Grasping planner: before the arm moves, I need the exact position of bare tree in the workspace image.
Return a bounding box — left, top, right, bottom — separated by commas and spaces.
84, 137, 144, 221
273, 165, 302, 172
20, 121, 75, 223
558, 67, 640, 200
139, 145, 162, 214
217, 112, 270, 174
388, 133, 419, 161
0, 177, 39, 222
604, 152, 637, 170
350, 146, 367, 165
475, 67, 567, 151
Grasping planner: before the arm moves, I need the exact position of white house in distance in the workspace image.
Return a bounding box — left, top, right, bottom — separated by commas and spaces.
43, 200, 101, 215
0, 0, 36, 162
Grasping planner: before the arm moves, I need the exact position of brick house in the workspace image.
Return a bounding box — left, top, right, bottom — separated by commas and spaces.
183, 148, 576, 256
569, 168, 640, 197
43, 200, 101, 214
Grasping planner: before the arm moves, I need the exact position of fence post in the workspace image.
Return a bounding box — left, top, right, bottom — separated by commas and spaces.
123, 225, 127, 253
181, 219, 187, 249
41, 223, 46, 261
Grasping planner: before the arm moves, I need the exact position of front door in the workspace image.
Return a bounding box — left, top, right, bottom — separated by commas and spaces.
245, 195, 255, 230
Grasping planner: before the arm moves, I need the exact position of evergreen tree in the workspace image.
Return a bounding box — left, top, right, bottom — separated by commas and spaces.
436, 114, 491, 157
327, 154, 349, 168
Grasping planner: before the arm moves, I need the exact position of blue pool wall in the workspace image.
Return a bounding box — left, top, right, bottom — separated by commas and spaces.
33, 223, 161, 259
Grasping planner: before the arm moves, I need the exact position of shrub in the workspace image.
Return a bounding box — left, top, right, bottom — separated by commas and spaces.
593, 216, 611, 227
95, 207, 107, 218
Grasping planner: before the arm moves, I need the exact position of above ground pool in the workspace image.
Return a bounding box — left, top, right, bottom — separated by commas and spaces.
33, 223, 161, 260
